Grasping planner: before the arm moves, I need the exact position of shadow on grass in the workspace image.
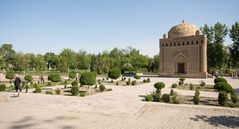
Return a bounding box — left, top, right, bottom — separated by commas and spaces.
191, 115, 239, 128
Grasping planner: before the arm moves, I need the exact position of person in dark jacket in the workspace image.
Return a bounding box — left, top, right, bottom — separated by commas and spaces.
14, 74, 22, 97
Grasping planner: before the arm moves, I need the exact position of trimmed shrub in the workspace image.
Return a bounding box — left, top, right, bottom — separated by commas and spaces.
80, 72, 96, 86
214, 82, 232, 93
69, 71, 76, 79
134, 75, 141, 80
171, 83, 177, 88
154, 82, 165, 93
5, 71, 15, 80
108, 67, 121, 80
33, 85, 41, 93
214, 77, 227, 84
99, 84, 105, 92
0, 84, 6, 91
79, 92, 85, 97
131, 80, 136, 86
189, 83, 194, 90
64, 80, 67, 89
143, 79, 147, 83
126, 81, 130, 85
178, 81, 183, 85
170, 89, 174, 96
170, 93, 180, 104
200, 81, 206, 87
116, 81, 119, 86
48, 73, 61, 82
218, 91, 228, 105
71, 80, 78, 87
98, 79, 101, 84
24, 75, 33, 82
145, 94, 153, 101
231, 93, 238, 103
55, 88, 61, 95
47, 82, 52, 86
179, 77, 185, 84
153, 93, 161, 102
71, 86, 79, 96
45, 91, 53, 95
162, 94, 170, 103
193, 90, 200, 105
147, 78, 150, 82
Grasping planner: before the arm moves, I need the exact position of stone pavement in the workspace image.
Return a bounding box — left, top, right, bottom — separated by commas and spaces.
0, 77, 239, 129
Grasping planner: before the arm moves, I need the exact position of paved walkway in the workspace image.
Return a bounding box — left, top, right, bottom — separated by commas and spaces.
0, 77, 239, 129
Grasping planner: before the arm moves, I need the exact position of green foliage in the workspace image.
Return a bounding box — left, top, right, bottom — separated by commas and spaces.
24, 75, 33, 82
99, 84, 105, 92
69, 71, 77, 79
98, 79, 101, 84
178, 81, 182, 85
214, 77, 227, 84
33, 85, 42, 93
218, 91, 228, 105
193, 90, 200, 105
229, 22, 239, 67
201, 22, 228, 69
45, 91, 53, 95
147, 78, 150, 82
0, 84, 6, 91
200, 81, 206, 87
79, 92, 85, 97
71, 80, 78, 87
131, 80, 136, 86
154, 82, 165, 93
108, 67, 121, 79
214, 82, 232, 93
179, 77, 185, 84
80, 72, 96, 86
171, 83, 177, 88
126, 81, 130, 85
145, 94, 153, 101
152, 93, 161, 102
64, 80, 67, 89
116, 81, 119, 86
161, 94, 170, 103
71, 86, 79, 96
48, 73, 61, 82
231, 93, 238, 103
170, 89, 174, 96
5, 71, 15, 80
170, 93, 180, 104
189, 83, 194, 90
134, 75, 141, 79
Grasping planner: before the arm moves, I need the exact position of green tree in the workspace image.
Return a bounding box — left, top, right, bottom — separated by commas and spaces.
201, 22, 228, 69
59, 49, 77, 72
44, 52, 59, 70
76, 50, 91, 70
229, 22, 239, 67
80, 72, 96, 86
108, 67, 121, 80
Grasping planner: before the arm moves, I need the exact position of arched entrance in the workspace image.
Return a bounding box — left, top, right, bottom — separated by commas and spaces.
174, 55, 187, 74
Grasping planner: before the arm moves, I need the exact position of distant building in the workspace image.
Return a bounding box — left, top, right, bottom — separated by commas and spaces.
159, 21, 207, 78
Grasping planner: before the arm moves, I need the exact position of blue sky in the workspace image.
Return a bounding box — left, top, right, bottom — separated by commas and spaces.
0, 0, 238, 57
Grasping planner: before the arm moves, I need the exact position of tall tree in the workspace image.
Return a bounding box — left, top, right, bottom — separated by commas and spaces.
229, 22, 239, 67
201, 22, 228, 69
59, 49, 77, 72
76, 50, 91, 70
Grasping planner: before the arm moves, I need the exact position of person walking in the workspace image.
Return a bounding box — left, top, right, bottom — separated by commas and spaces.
14, 74, 22, 97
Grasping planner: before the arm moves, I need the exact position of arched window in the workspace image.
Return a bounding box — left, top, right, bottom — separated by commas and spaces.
201, 39, 203, 44
196, 40, 199, 44
187, 41, 189, 45
182, 41, 185, 46
191, 40, 194, 45
174, 42, 176, 46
